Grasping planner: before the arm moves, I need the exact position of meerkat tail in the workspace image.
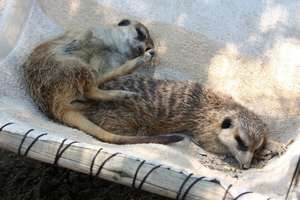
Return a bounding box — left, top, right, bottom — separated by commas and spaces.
62, 108, 183, 144
108, 134, 184, 145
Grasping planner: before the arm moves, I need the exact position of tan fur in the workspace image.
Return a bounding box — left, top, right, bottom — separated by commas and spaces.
23, 19, 183, 144
85, 75, 286, 168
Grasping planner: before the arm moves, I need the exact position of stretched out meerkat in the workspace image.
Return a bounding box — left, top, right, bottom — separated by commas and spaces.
23, 19, 183, 144
85, 75, 287, 169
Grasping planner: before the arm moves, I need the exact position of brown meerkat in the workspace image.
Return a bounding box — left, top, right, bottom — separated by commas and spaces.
85, 75, 287, 168
22, 19, 183, 144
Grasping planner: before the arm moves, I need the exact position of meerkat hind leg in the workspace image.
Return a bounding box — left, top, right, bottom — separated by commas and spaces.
85, 86, 136, 101
97, 49, 154, 86
62, 109, 124, 142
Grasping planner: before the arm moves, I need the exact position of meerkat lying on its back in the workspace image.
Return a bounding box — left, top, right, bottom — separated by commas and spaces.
86, 75, 287, 169
23, 19, 183, 144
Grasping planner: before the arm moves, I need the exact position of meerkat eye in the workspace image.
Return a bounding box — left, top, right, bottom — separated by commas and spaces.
135, 27, 147, 41
235, 135, 248, 151
221, 118, 232, 129
118, 19, 131, 26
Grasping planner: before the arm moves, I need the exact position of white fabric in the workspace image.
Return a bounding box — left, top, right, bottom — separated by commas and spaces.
0, 0, 299, 198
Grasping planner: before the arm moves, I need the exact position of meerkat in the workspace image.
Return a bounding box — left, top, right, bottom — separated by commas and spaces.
23, 19, 183, 144
85, 75, 287, 169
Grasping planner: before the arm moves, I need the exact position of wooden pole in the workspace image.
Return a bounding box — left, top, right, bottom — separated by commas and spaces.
0, 128, 234, 200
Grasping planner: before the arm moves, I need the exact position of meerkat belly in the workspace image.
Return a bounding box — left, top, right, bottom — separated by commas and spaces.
24, 54, 96, 117
86, 75, 196, 136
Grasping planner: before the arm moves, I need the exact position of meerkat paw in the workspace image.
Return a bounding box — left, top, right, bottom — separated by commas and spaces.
255, 149, 275, 161
130, 49, 156, 70
140, 49, 155, 63
145, 48, 155, 57
255, 139, 293, 160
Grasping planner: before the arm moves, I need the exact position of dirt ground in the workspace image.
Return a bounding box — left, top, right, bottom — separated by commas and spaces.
0, 149, 170, 200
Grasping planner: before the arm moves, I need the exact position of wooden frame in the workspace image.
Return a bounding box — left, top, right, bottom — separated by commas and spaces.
0, 121, 281, 200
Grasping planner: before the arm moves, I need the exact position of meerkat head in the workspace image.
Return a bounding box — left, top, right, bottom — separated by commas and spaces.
192, 102, 266, 169
116, 19, 154, 58
216, 107, 267, 169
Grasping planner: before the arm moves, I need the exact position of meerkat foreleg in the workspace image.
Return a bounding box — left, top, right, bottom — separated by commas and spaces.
255, 139, 293, 160
97, 49, 155, 86
85, 49, 154, 101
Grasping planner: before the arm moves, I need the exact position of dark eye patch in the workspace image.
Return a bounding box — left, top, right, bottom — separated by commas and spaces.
235, 135, 248, 151
136, 27, 147, 41
118, 19, 131, 26
221, 118, 232, 129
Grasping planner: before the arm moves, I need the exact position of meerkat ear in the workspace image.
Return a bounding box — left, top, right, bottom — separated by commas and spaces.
118, 19, 131, 26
